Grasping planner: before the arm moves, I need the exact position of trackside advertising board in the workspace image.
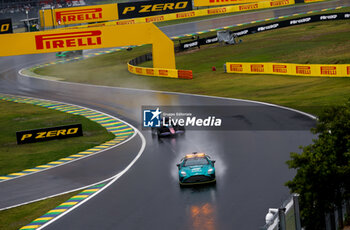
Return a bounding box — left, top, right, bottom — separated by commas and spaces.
226, 63, 350, 77
0, 19, 13, 34
16, 124, 83, 144
47, 0, 295, 29
180, 12, 350, 49
304, 0, 324, 2
194, 0, 266, 7
40, 4, 118, 28
115, 0, 294, 24
127, 63, 193, 79
117, 0, 192, 19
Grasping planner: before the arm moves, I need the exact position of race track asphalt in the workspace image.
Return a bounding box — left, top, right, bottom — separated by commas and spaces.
1, 1, 346, 228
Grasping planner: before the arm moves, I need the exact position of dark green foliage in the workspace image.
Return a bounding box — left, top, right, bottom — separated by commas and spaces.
286, 100, 350, 229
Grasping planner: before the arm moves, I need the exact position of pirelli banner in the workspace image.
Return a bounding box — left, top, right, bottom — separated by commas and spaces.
0, 23, 176, 69
50, 0, 295, 29
194, 0, 267, 7
226, 62, 350, 77
40, 4, 118, 28
0, 19, 13, 34
115, 0, 294, 24
304, 0, 324, 2
118, 0, 192, 20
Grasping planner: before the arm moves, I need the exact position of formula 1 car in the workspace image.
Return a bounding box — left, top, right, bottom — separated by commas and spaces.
177, 152, 216, 185
56, 50, 83, 58
151, 117, 185, 138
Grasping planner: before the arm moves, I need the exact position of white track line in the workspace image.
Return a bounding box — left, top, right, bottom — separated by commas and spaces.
0, 94, 145, 211
15, 13, 319, 224
19, 68, 317, 120
37, 128, 146, 230
0, 93, 137, 184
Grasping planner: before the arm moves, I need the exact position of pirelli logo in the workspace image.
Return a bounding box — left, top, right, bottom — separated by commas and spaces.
88, 23, 105, 28
230, 64, 243, 72
208, 8, 227, 14
136, 67, 143, 74
296, 66, 311, 75
320, 66, 337, 75
56, 8, 102, 23
16, 124, 83, 144
251, 64, 264, 72
270, 0, 290, 6
118, 0, 192, 20
273, 64, 287, 73
116, 20, 135, 25
176, 11, 195, 18
159, 69, 169, 76
35, 31, 102, 50
146, 16, 164, 23
146, 69, 154, 75
239, 4, 258, 11
347, 66, 350, 75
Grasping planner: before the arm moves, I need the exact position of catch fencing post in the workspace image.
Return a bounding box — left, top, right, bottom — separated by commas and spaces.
278, 208, 286, 230
293, 194, 302, 230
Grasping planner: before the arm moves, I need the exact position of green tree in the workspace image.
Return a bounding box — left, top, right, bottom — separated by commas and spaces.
286, 100, 350, 230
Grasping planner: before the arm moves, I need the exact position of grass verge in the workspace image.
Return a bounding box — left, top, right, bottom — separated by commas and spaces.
0, 100, 115, 175
0, 191, 80, 230
34, 15, 350, 115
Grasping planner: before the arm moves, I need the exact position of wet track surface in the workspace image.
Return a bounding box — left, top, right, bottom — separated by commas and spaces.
0, 1, 347, 229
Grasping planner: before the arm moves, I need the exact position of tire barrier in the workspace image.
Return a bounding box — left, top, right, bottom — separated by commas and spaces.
180, 12, 350, 50
225, 62, 350, 77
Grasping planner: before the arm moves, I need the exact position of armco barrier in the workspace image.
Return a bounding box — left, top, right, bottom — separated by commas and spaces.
127, 63, 193, 79
226, 62, 350, 77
